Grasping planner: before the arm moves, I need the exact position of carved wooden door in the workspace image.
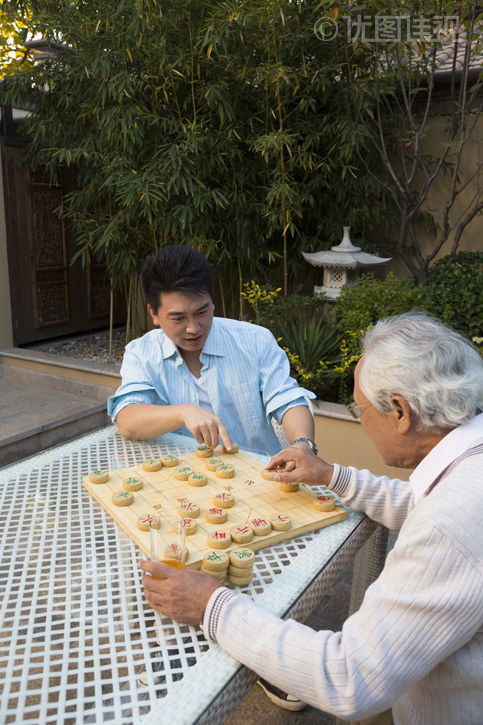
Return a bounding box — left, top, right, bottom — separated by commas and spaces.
2, 140, 125, 345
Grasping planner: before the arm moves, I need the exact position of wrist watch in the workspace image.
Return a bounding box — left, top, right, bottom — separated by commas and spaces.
292, 437, 318, 455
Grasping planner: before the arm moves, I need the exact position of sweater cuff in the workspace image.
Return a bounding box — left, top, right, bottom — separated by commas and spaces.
328, 463, 352, 497
202, 587, 239, 641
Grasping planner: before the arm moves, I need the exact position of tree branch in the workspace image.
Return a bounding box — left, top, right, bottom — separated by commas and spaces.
449, 199, 483, 257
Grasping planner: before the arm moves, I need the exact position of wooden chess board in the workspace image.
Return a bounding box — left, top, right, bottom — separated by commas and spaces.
82, 448, 346, 569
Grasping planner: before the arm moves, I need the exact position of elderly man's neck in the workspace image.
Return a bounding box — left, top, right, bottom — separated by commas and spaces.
395, 427, 453, 469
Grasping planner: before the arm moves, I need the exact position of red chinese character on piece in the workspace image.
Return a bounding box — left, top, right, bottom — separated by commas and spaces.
141, 514, 155, 523
252, 518, 267, 527
213, 532, 227, 539
165, 544, 181, 558
317, 496, 330, 502
236, 527, 249, 535
276, 515, 288, 522
210, 508, 223, 515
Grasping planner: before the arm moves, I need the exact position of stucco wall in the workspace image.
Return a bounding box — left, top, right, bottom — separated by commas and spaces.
422, 114, 483, 257
381, 113, 483, 279
314, 404, 411, 480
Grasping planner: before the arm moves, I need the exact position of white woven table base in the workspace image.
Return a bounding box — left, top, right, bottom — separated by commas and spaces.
0, 425, 376, 725
192, 519, 379, 725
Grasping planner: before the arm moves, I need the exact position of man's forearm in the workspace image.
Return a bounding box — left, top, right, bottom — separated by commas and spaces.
116, 403, 186, 440
281, 405, 315, 444
116, 402, 233, 450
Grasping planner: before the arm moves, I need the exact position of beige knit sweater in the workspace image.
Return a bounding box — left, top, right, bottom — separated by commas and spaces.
204, 440, 483, 723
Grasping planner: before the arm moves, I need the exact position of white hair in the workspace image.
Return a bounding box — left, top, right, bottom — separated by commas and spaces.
359, 312, 483, 432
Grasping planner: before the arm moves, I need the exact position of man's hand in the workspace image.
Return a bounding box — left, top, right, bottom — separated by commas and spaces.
268, 445, 334, 487
139, 560, 221, 625
180, 405, 233, 451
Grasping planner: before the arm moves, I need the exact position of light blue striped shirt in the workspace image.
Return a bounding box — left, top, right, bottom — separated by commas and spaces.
107, 317, 315, 454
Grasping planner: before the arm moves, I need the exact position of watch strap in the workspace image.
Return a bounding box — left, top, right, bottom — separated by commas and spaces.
292, 437, 318, 455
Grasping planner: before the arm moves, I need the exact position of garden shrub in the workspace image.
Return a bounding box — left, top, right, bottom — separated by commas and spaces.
473, 338, 483, 356
334, 272, 432, 332
427, 251, 483, 340
241, 282, 342, 399
242, 265, 481, 406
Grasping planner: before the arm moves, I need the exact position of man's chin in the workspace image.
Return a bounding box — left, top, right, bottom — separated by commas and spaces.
181, 338, 205, 350
382, 455, 409, 470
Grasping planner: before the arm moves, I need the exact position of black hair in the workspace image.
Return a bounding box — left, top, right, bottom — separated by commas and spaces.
141, 245, 214, 311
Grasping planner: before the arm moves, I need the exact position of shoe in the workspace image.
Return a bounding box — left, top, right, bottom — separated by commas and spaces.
257, 678, 307, 711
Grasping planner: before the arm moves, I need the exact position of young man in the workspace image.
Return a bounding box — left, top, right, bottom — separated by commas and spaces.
140, 312, 483, 724
108, 245, 316, 456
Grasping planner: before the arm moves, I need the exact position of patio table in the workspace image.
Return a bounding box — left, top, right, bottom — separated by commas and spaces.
0, 425, 387, 725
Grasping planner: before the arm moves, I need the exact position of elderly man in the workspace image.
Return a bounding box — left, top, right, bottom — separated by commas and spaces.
139, 312, 483, 724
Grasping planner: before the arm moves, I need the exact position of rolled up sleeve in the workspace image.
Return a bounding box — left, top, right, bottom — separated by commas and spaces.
107, 343, 167, 421
258, 329, 315, 421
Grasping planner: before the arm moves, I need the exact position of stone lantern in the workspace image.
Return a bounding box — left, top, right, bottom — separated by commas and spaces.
25, 39, 75, 61
302, 227, 392, 300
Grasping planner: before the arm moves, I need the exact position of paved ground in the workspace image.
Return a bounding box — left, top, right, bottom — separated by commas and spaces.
0, 362, 112, 466
0, 329, 124, 466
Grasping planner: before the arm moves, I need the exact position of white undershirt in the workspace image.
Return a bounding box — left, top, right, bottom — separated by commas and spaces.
410, 412, 483, 505
189, 371, 214, 414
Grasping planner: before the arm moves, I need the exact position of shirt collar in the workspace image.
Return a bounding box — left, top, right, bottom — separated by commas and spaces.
410, 413, 483, 505
159, 331, 179, 361
200, 319, 225, 358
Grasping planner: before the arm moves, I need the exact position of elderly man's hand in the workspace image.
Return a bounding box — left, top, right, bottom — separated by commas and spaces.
268, 445, 334, 487
139, 560, 221, 625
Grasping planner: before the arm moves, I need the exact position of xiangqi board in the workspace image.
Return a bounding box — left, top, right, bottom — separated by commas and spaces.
82, 448, 346, 568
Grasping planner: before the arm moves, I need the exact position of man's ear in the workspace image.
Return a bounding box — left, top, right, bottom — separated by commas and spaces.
147, 304, 159, 326
391, 395, 412, 434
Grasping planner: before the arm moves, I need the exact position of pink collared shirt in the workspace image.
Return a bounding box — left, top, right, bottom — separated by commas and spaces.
410, 412, 483, 505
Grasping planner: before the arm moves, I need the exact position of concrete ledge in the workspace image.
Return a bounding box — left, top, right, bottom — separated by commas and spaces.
0, 396, 108, 447
0, 347, 121, 388
0, 361, 114, 402
0, 408, 110, 468
313, 399, 358, 423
